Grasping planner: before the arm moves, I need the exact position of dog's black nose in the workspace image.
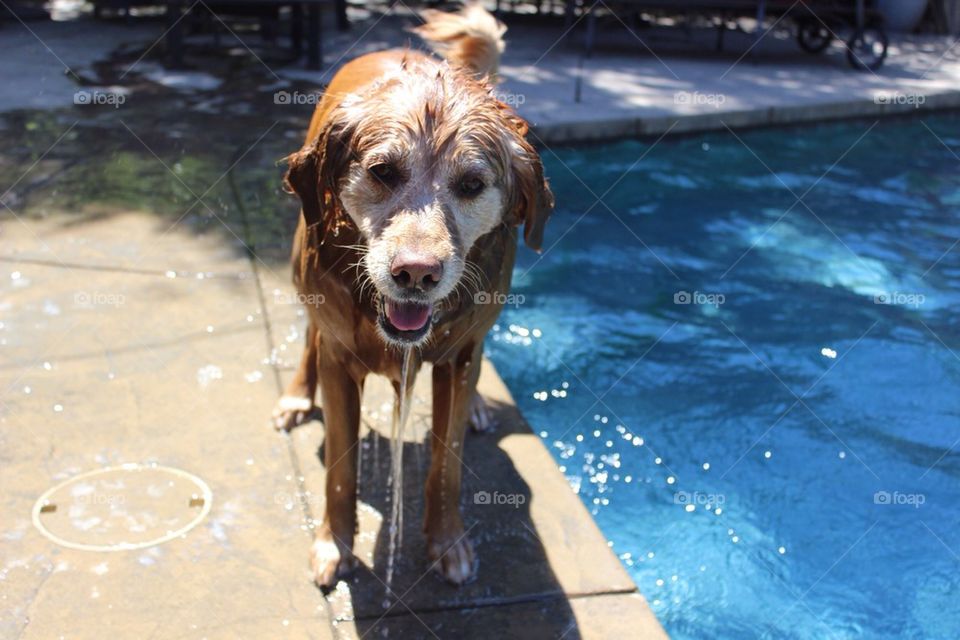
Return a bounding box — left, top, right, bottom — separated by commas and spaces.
391, 252, 442, 291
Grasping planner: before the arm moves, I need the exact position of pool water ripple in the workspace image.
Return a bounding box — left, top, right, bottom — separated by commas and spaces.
488, 114, 960, 639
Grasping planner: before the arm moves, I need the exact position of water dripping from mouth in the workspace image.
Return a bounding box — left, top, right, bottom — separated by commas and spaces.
385, 347, 415, 598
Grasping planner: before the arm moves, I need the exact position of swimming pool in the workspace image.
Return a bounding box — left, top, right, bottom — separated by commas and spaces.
487, 113, 960, 639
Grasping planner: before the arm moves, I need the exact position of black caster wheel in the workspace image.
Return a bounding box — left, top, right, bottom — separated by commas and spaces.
846, 26, 888, 71
797, 19, 831, 54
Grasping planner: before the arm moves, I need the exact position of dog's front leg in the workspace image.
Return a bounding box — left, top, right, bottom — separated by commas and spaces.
425, 342, 481, 585
311, 351, 362, 589
272, 321, 318, 431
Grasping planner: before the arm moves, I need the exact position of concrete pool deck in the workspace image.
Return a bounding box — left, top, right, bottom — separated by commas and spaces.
0, 210, 666, 639
1, 6, 959, 639
5, 9, 960, 139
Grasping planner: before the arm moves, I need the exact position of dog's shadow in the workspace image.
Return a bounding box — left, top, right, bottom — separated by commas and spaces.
316, 397, 583, 638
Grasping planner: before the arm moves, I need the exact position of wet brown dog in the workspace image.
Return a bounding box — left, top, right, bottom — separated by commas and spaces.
272, 3, 553, 588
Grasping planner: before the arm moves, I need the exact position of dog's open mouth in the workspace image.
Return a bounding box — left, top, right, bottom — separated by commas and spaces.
378, 297, 434, 342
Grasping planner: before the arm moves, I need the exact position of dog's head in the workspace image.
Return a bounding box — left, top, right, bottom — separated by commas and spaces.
285, 61, 552, 346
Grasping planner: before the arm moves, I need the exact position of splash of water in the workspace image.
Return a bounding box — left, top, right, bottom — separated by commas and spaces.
385, 347, 415, 594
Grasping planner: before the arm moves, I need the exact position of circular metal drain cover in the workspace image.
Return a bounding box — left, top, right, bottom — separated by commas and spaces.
32, 463, 212, 551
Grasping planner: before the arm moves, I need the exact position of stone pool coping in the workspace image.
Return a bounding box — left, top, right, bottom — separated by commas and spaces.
528, 90, 960, 144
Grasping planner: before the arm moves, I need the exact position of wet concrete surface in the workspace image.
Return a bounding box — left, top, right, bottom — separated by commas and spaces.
0, 32, 665, 639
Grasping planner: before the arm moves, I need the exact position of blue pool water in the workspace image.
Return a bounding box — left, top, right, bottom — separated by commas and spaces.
487, 114, 960, 639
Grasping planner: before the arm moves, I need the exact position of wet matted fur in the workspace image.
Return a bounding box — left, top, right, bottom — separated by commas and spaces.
272, 3, 553, 588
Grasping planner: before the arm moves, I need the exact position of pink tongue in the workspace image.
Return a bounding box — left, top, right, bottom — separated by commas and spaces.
386, 300, 432, 331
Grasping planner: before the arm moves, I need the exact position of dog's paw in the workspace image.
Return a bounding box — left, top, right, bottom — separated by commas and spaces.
271, 395, 314, 432
468, 393, 497, 433
310, 537, 357, 590
427, 533, 476, 585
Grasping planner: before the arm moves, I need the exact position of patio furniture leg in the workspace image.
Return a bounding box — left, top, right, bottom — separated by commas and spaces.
584, 3, 596, 58
292, 3, 303, 59
750, 0, 767, 61
307, 2, 321, 69
166, 1, 185, 69
336, 0, 348, 31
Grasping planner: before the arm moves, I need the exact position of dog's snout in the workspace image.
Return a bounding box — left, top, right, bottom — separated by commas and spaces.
391, 252, 443, 291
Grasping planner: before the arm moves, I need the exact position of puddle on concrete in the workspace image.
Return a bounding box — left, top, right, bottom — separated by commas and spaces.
32, 463, 212, 551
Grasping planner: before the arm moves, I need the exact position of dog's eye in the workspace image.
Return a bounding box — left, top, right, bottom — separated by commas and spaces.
369, 163, 401, 187
456, 175, 485, 198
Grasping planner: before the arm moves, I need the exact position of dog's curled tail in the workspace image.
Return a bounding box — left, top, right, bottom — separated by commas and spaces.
411, 3, 506, 81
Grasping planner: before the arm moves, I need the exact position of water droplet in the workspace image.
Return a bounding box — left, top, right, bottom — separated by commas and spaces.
666, 476, 675, 485
684, 504, 695, 512
821, 347, 837, 359
778, 546, 786, 555
53, 404, 63, 412
197, 364, 223, 388
764, 450, 772, 459
838, 451, 846, 459
702, 462, 710, 471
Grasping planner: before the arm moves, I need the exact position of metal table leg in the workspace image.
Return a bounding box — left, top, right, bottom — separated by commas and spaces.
306, 1, 321, 70
166, 0, 185, 69
335, 0, 348, 32
292, 3, 303, 59
753, 0, 767, 51
584, 2, 596, 58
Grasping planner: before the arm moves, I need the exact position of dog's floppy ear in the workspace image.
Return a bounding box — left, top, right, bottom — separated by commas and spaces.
283, 116, 353, 238
284, 146, 321, 227
506, 115, 553, 253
